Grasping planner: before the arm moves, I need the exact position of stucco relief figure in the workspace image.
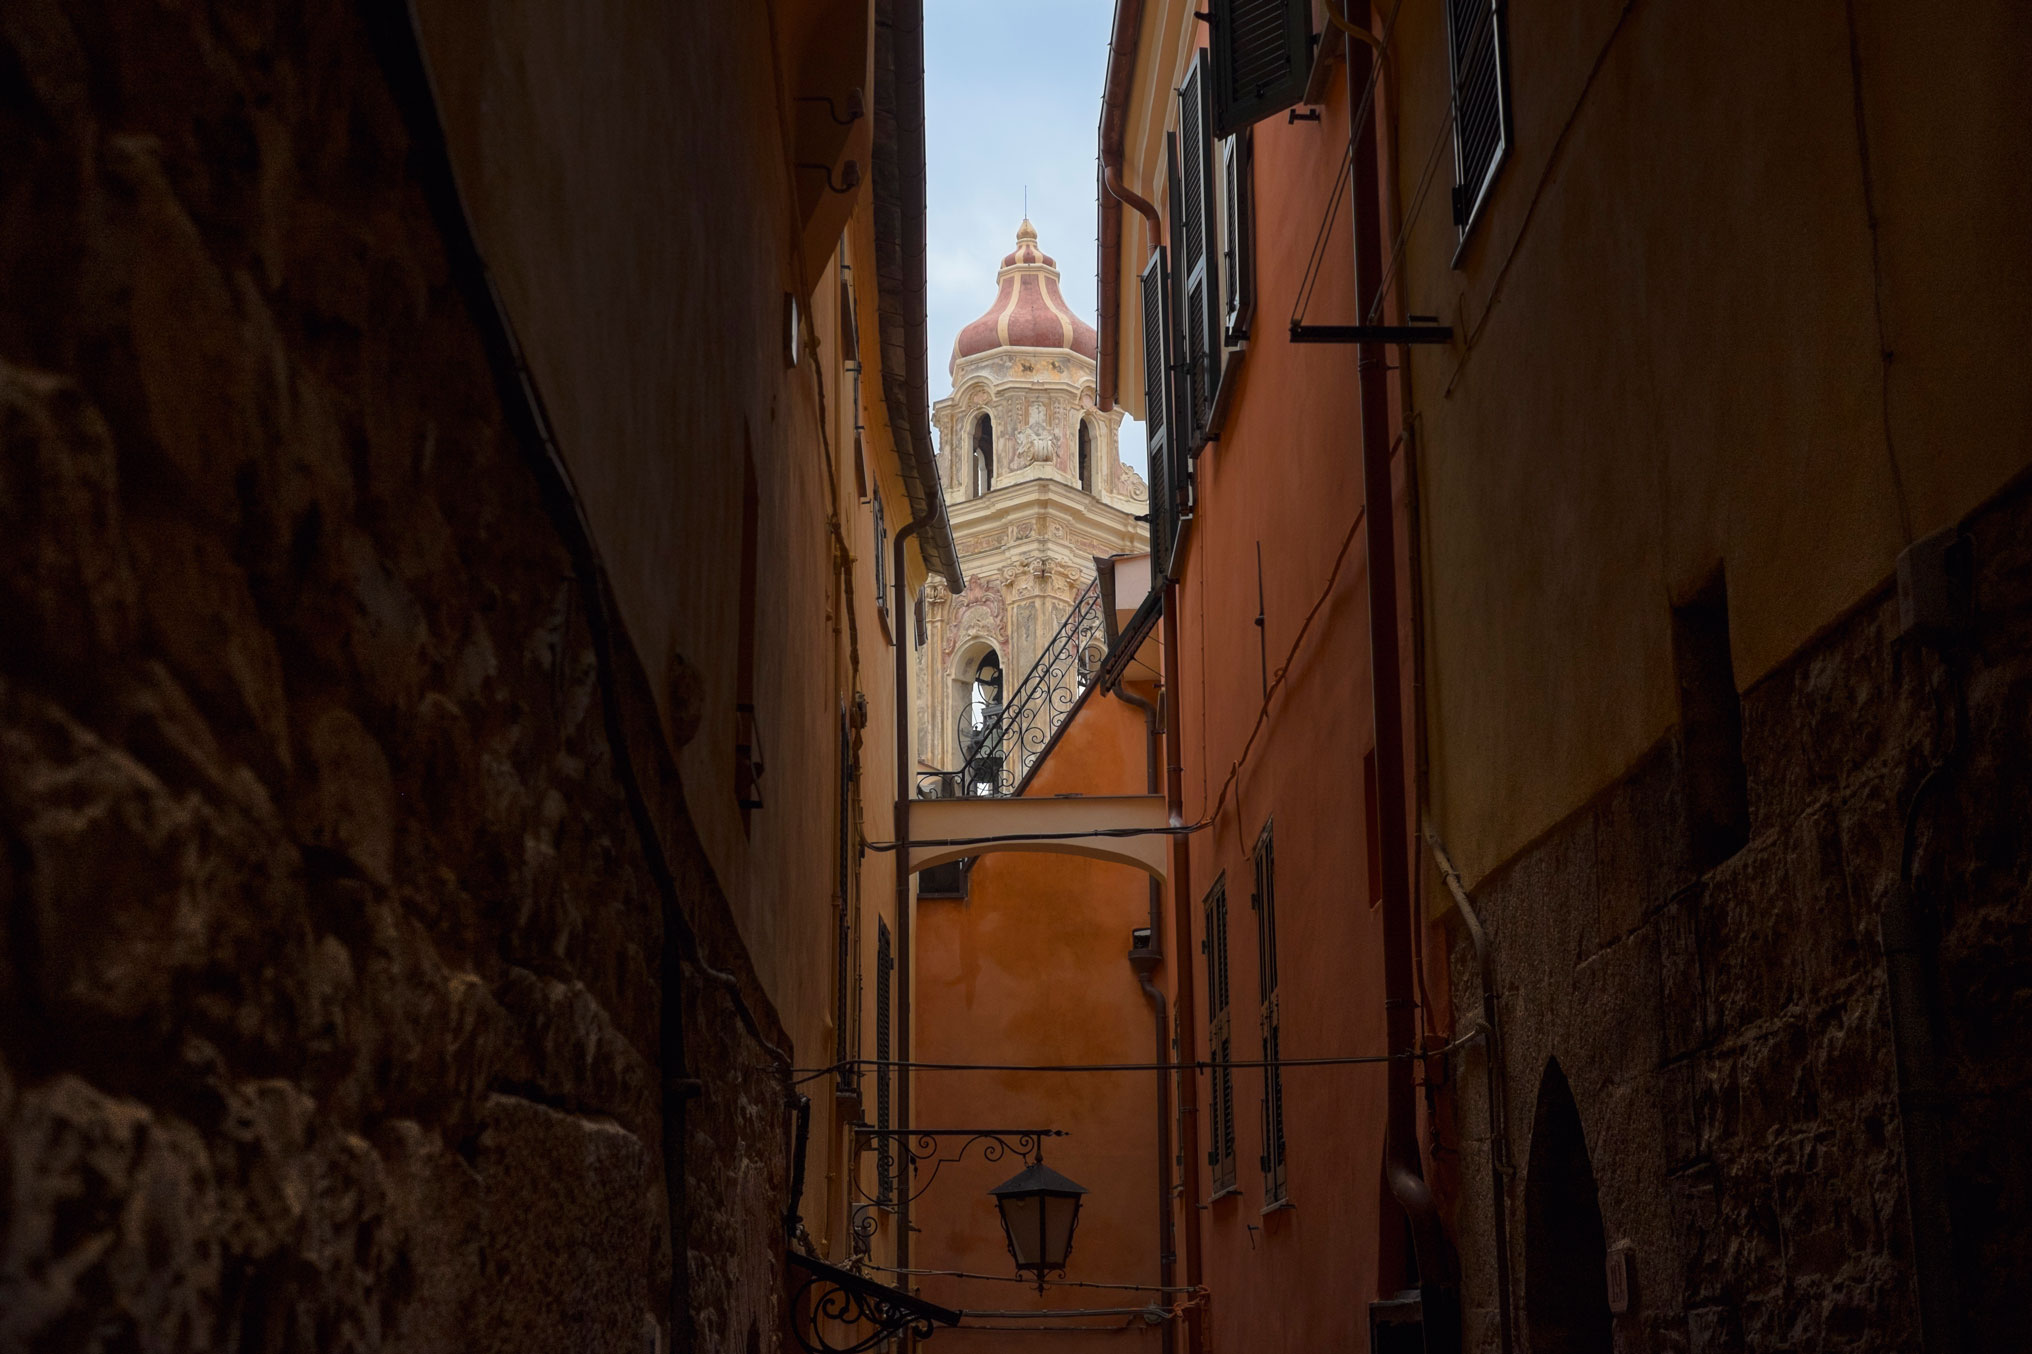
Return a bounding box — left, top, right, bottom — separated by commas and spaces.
1112, 463, 1149, 502
1013, 399, 1057, 470
941, 577, 1008, 663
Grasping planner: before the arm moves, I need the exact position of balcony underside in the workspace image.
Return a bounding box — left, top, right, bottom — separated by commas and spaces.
906, 793, 1170, 881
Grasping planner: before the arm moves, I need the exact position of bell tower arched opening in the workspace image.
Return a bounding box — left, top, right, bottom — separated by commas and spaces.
1524, 1059, 1612, 1354
972, 414, 995, 497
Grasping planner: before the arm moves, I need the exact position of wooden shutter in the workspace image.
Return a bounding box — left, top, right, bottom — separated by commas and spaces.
1177, 53, 1223, 447
1140, 249, 1178, 579
1447, 0, 1511, 234
1221, 130, 1256, 344
1208, 0, 1313, 139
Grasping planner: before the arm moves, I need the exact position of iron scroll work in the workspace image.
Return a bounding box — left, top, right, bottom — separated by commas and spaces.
921, 580, 1107, 800
851, 1127, 1066, 1207
788, 1251, 961, 1354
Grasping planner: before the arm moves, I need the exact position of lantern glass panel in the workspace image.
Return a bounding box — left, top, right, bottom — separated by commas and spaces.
1041, 1194, 1079, 1269
998, 1192, 1045, 1268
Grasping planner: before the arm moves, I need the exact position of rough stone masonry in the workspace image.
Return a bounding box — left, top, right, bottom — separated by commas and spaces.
0, 2, 789, 1349
1446, 477, 2032, 1353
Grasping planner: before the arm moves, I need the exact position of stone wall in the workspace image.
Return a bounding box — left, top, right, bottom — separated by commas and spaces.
0, 2, 789, 1349
1444, 476, 2032, 1352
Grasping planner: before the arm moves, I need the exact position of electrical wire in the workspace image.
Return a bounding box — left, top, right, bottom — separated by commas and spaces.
786, 1029, 1480, 1086
863, 1264, 1197, 1294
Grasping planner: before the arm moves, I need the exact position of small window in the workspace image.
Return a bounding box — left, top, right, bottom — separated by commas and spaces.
1446, 0, 1513, 245
1204, 874, 1236, 1193
872, 487, 890, 636
1078, 420, 1094, 493
1672, 570, 1748, 869
835, 705, 857, 1096
1253, 824, 1287, 1204
736, 444, 764, 818
972, 413, 995, 497
1221, 131, 1256, 344
875, 918, 895, 1203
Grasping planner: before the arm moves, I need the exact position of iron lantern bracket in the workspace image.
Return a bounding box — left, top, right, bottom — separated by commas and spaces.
1288, 322, 1454, 344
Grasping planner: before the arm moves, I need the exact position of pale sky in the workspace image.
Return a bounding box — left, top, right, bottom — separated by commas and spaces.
924, 0, 1146, 475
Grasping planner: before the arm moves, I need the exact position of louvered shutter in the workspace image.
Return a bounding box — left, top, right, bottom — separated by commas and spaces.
1177, 55, 1223, 447
1140, 249, 1178, 579
1208, 0, 1313, 139
1221, 131, 1256, 344
1447, 0, 1511, 233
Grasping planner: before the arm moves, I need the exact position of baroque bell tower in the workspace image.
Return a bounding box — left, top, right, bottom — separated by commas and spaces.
916, 221, 1148, 787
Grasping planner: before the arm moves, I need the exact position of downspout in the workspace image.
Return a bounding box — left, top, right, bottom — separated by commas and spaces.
893, 517, 927, 1286
1117, 683, 1176, 1354
1346, 30, 1460, 1341
1096, 0, 1152, 411
1160, 589, 1208, 1354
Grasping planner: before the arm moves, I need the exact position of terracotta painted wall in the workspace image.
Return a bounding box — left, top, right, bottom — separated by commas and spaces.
1105, 14, 1459, 1353
912, 689, 1165, 1353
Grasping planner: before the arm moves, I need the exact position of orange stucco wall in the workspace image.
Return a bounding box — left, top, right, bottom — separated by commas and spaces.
1113, 21, 1458, 1354
912, 688, 1165, 1352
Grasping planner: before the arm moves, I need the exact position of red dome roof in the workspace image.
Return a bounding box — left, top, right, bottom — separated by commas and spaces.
952, 221, 1099, 366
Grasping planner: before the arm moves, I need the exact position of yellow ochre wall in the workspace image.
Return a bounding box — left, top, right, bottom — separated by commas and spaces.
411, 0, 928, 1269
1381, 0, 2032, 886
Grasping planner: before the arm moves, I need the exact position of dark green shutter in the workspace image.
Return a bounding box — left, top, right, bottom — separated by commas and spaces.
1447, 0, 1511, 232
1208, 0, 1314, 139
1177, 53, 1223, 446
1140, 249, 1178, 579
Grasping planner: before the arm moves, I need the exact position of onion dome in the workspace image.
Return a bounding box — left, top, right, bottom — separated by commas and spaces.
952, 220, 1099, 367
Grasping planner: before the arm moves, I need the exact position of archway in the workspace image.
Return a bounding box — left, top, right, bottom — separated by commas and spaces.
1524, 1060, 1612, 1354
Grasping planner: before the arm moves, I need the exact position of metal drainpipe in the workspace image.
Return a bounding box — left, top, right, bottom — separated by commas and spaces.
893, 518, 926, 1287
1116, 682, 1177, 1354
1159, 587, 1208, 1354
1346, 34, 1460, 1340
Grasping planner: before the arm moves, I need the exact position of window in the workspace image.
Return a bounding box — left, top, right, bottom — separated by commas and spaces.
1364, 749, 1382, 907
876, 918, 895, 1203
835, 705, 858, 1097
872, 486, 890, 635
1207, 0, 1314, 138
1204, 874, 1236, 1193
1220, 130, 1256, 344
1446, 0, 1512, 243
1253, 824, 1287, 1204
1077, 419, 1094, 493
1174, 52, 1222, 446
736, 442, 764, 817
1672, 570, 1748, 869
1141, 245, 1179, 578
972, 413, 995, 497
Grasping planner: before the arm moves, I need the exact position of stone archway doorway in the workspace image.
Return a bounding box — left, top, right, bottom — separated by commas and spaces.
1524, 1059, 1613, 1354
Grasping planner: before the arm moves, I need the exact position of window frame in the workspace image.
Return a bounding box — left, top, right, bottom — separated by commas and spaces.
1204, 873, 1237, 1194
1252, 822, 1288, 1205
1446, 0, 1514, 256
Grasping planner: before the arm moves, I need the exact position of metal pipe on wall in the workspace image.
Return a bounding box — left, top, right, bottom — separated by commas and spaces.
1345, 27, 1460, 1344
1116, 682, 1177, 1354
1160, 588, 1208, 1354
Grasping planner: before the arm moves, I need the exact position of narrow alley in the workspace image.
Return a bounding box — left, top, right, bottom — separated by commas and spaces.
0, 2, 2026, 1353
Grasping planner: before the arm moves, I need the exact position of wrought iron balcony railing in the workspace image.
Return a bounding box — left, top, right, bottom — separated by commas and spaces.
919, 579, 1107, 799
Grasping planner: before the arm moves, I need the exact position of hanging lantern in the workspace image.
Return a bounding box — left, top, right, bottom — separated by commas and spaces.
989, 1161, 1089, 1285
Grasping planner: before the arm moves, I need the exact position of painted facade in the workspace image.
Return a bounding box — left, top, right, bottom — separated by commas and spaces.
920, 223, 1146, 787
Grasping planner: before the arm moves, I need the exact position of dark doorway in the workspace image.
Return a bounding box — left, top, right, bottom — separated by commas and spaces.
1524, 1060, 1612, 1354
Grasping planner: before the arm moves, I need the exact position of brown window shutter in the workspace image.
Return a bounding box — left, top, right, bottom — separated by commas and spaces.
1209, 0, 1314, 139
